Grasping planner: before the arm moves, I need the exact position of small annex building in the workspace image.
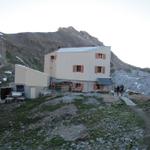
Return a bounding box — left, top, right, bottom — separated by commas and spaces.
15, 64, 49, 98
44, 46, 112, 92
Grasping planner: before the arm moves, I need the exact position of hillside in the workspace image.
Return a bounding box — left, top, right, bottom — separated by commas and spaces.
0, 27, 130, 71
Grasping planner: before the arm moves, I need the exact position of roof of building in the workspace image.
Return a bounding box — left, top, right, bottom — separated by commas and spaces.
15, 64, 48, 76
57, 46, 110, 53
96, 78, 113, 85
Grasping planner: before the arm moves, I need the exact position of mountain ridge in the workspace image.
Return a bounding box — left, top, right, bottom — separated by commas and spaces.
0, 26, 134, 72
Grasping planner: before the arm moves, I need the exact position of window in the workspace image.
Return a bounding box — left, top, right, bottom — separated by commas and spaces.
95, 53, 106, 59
93, 84, 104, 90
74, 83, 84, 91
73, 65, 84, 72
50, 55, 56, 61
75, 83, 82, 88
95, 66, 105, 73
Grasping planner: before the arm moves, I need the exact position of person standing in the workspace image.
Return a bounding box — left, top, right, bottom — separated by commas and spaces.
116, 86, 120, 96
120, 85, 124, 96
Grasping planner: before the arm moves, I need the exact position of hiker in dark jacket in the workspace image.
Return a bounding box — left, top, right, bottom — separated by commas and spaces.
119, 85, 124, 96
116, 86, 120, 96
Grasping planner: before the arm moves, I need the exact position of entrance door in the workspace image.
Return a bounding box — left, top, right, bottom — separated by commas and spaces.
30, 88, 36, 99
0, 88, 12, 100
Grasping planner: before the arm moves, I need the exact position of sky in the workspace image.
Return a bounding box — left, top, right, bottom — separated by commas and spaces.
0, 0, 150, 68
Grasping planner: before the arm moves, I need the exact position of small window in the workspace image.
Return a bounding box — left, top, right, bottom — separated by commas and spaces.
74, 83, 84, 90
95, 66, 105, 73
75, 83, 82, 88
50, 55, 56, 61
93, 84, 104, 90
73, 65, 84, 72
95, 53, 106, 59
51, 56, 55, 59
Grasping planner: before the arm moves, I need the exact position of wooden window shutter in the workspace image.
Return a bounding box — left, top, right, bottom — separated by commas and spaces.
95, 66, 97, 73
93, 84, 97, 90
102, 67, 105, 73
103, 54, 106, 59
81, 65, 84, 73
100, 85, 104, 90
95, 53, 98, 59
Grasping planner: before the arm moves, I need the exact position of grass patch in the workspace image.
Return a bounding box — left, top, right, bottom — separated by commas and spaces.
0, 99, 59, 148
15, 94, 62, 113
0, 96, 54, 131
89, 128, 107, 139
133, 99, 150, 109
39, 103, 66, 112
45, 136, 66, 147
73, 98, 95, 111
15, 97, 49, 112
70, 101, 144, 140
12, 97, 48, 126
6, 50, 23, 65
0, 127, 45, 149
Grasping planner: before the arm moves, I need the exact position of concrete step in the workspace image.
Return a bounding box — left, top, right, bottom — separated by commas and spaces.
121, 96, 136, 106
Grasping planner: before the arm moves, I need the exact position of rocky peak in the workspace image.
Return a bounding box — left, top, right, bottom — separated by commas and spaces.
58, 26, 78, 33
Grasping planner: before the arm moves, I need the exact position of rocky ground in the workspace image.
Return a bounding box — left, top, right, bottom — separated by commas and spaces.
112, 69, 150, 96
0, 93, 147, 150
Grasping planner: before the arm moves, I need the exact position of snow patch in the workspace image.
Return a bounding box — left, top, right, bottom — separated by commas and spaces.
137, 84, 142, 89
16, 56, 25, 64
2, 77, 7, 82
0, 32, 3, 35
134, 82, 138, 85
4, 71, 12, 74
136, 78, 140, 80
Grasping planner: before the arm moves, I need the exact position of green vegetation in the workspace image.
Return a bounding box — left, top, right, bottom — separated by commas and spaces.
6, 50, 13, 62
73, 95, 104, 111
0, 127, 46, 150
71, 101, 144, 140
6, 50, 21, 65
39, 103, 66, 112
0, 96, 57, 130
31, 57, 43, 71
15, 94, 62, 112
0, 95, 65, 149
45, 136, 66, 147
73, 98, 95, 111
133, 99, 150, 109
